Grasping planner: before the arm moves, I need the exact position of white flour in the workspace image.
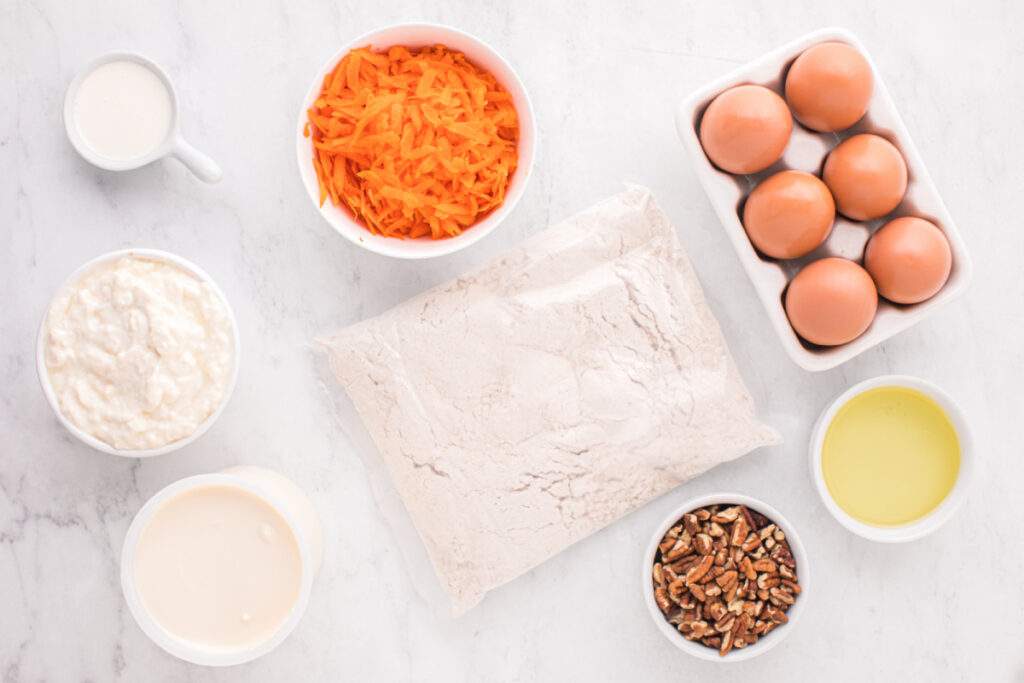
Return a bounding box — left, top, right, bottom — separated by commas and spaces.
320, 186, 779, 612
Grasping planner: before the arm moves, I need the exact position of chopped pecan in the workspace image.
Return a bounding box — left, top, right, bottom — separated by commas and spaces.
741, 534, 761, 553
668, 578, 686, 602
730, 516, 749, 547
669, 555, 698, 574
684, 620, 709, 640
652, 503, 800, 657
685, 554, 714, 585
749, 509, 771, 529
716, 570, 738, 589
694, 533, 713, 555
659, 535, 677, 554
714, 615, 735, 633
719, 630, 734, 656
739, 556, 756, 581
707, 599, 728, 621
655, 587, 671, 614
770, 543, 797, 569
711, 506, 740, 523
665, 540, 692, 562
739, 505, 759, 533
769, 587, 795, 606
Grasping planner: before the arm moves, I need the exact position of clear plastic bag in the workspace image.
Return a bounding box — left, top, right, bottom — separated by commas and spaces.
318, 186, 779, 614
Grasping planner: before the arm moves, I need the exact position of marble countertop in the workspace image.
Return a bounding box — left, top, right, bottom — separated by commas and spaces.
3, 1, 1023, 680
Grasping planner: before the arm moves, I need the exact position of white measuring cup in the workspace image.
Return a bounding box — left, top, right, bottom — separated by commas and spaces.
64, 51, 222, 183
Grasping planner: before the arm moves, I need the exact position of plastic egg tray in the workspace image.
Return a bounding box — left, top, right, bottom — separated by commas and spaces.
675, 27, 972, 372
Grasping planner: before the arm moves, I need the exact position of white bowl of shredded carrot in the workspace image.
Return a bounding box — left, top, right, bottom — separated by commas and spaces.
297, 23, 536, 258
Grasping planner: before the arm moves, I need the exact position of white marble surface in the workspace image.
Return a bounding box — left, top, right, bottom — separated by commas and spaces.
2, 1, 1023, 680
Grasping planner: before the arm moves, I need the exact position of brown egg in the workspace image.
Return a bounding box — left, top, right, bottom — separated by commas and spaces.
743, 170, 835, 259
823, 134, 907, 220
785, 41, 873, 132
699, 85, 792, 174
785, 257, 878, 346
865, 217, 952, 304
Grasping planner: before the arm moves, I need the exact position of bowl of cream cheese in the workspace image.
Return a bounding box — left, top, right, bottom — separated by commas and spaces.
36, 248, 239, 457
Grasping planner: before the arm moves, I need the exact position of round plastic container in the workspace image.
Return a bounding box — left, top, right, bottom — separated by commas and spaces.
642, 493, 810, 662
36, 248, 240, 458
295, 22, 537, 259
809, 374, 974, 542
121, 466, 323, 666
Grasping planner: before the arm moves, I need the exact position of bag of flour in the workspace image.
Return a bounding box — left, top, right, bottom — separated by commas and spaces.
319, 186, 779, 613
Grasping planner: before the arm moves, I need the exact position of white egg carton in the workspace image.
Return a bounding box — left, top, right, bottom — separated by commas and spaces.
675, 27, 972, 372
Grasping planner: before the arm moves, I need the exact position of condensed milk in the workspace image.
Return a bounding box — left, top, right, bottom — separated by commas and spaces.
72, 59, 173, 160
122, 467, 321, 666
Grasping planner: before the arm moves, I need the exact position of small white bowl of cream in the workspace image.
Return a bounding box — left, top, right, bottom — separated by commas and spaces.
121, 466, 323, 666
64, 51, 221, 182
36, 248, 239, 458
809, 375, 974, 542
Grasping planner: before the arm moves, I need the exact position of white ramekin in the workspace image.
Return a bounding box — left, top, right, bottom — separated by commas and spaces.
809, 375, 973, 543
64, 51, 222, 182
36, 248, 240, 458
642, 493, 810, 663
121, 466, 323, 667
295, 22, 537, 259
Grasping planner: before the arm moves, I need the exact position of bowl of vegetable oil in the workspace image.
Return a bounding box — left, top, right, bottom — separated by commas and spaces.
809, 375, 973, 542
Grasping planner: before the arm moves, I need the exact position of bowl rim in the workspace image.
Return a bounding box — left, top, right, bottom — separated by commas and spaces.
808, 374, 974, 542
294, 21, 537, 259
36, 248, 240, 458
641, 492, 810, 662
120, 471, 315, 666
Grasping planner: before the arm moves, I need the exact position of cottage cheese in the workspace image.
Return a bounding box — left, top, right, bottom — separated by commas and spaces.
43, 255, 235, 451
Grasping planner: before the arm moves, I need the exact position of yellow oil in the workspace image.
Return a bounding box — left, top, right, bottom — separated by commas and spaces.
821, 386, 960, 527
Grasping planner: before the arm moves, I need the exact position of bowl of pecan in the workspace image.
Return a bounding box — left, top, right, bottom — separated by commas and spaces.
643, 494, 809, 661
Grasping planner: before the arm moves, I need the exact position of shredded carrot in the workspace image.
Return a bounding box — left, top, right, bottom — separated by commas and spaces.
307, 44, 519, 239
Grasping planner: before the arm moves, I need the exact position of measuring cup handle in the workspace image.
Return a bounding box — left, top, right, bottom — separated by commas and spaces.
171, 137, 223, 183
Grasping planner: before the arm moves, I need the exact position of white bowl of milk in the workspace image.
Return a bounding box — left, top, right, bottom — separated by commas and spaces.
64, 52, 221, 182
121, 466, 323, 666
